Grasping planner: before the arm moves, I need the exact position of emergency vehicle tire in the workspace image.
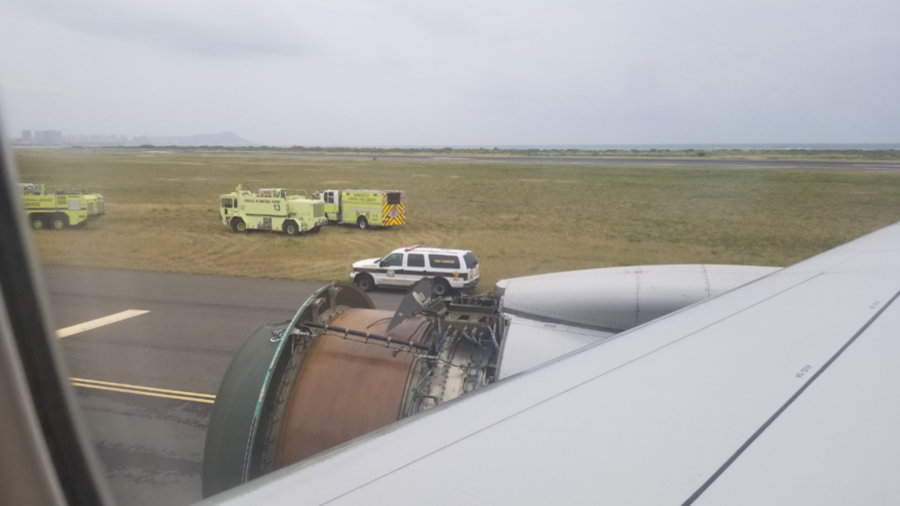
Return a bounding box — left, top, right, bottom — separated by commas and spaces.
311, 226, 321, 234
284, 221, 300, 236
357, 217, 368, 230
31, 216, 46, 230
432, 278, 451, 297
51, 215, 67, 230
231, 219, 247, 233
355, 274, 374, 292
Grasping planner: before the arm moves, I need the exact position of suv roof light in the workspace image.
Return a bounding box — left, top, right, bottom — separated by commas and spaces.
404, 245, 421, 252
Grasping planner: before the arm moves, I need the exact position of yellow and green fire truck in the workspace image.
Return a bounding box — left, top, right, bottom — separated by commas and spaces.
219, 185, 327, 236
312, 189, 405, 230
19, 183, 97, 229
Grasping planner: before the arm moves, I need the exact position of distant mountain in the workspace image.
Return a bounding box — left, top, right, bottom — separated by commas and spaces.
137, 131, 253, 147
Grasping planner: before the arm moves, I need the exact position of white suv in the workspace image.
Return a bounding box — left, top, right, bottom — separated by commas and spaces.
351, 245, 480, 296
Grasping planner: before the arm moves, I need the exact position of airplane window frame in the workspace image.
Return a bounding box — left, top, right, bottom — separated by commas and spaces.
0, 124, 113, 506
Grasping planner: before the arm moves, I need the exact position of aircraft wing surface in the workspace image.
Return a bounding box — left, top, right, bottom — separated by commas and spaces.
205, 221, 900, 505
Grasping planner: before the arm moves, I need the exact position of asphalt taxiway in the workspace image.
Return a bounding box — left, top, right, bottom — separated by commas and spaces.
43, 265, 404, 506
191, 150, 900, 171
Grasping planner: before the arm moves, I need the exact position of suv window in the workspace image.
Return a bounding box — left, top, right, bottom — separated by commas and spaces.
407, 253, 425, 267
382, 253, 403, 267
463, 252, 478, 269
429, 254, 460, 269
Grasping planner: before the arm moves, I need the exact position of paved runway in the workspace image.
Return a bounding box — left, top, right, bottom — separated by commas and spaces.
42, 265, 404, 506
191, 150, 900, 171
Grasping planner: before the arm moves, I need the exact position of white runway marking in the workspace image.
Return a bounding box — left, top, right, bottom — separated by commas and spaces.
56, 309, 150, 338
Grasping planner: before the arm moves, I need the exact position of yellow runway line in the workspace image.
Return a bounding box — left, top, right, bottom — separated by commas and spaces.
70, 377, 215, 404
70, 377, 216, 398
71, 383, 215, 403
56, 309, 150, 338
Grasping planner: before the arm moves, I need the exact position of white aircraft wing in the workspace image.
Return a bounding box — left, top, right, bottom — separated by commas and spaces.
204, 220, 900, 505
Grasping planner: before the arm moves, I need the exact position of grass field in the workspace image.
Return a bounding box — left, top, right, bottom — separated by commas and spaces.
14, 149, 900, 289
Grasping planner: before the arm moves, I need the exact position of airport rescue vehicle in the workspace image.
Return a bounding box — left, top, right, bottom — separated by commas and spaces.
312, 189, 405, 229
19, 183, 100, 229
219, 184, 327, 235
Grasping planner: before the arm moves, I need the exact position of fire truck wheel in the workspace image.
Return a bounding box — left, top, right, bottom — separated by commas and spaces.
311, 226, 321, 234
432, 278, 451, 297
52, 215, 67, 230
284, 221, 300, 236
231, 219, 247, 233
31, 216, 46, 230
354, 274, 374, 292
357, 217, 368, 230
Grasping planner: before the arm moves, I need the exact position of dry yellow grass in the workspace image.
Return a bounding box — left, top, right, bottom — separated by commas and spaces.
14, 149, 900, 289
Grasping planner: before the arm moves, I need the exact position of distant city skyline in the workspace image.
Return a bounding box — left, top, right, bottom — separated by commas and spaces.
15, 130, 142, 145
10, 129, 252, 147
13, 129, 161, 146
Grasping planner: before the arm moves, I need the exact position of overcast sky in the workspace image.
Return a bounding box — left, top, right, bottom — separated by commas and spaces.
0, 0, 897, 146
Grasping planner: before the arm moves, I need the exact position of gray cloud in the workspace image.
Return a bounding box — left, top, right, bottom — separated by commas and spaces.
1, 0, 898, 145
4, 0, 306, 56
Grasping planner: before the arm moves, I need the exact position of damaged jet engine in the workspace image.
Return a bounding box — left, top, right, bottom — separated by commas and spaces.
202, 264, 778, 497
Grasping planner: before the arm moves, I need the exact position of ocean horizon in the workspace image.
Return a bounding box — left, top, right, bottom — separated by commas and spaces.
341, 143, 900, 151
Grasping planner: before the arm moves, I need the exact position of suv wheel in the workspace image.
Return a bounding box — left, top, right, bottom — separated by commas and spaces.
357, 217, 368, 230
432, 278, 451, 297
355, 274, 374, 292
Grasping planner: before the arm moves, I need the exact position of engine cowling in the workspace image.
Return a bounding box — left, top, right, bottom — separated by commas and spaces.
495, 264, 779, 379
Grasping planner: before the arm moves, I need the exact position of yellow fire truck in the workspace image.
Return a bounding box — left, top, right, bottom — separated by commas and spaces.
219, 185, 327, 236
19, 183, 96, 229
312, 189, 405, 230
